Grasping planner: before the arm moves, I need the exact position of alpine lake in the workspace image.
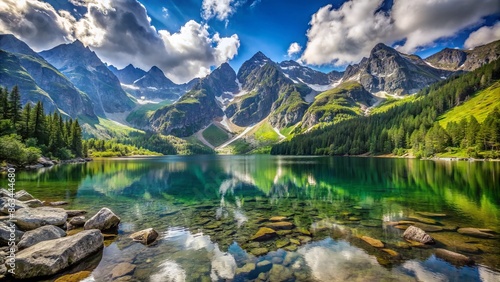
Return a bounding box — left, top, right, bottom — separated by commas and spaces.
2, 155, 500, 282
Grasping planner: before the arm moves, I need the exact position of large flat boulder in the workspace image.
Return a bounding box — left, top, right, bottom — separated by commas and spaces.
403, 226, 434, 244
84, 208, 120, 231
0, 198, 29, 215
14, 207, 68, 231
13, 229, 103, 279
18, 225, 66, 250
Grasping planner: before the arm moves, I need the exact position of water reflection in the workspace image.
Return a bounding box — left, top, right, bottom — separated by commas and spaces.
2, 156, 500, 281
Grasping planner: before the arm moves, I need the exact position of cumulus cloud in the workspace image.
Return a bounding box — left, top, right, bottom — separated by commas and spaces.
202, 0, 236, 21
302, 0, 500, 66
464, 22, 500, 49
0, 0, 240, 83
287, 42, 302, 57
0, 0, 76, 50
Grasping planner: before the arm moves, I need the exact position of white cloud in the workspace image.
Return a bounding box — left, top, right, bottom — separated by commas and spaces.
202, 0, 236, 21
287, 42, 302, 57
0, 0, 240, 84
0, 0, 76, 50
464, 21, 500, 49
301, 0, 500, 66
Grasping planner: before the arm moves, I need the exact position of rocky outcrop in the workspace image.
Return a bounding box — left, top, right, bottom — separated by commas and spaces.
84, 208, 121, 231
425, 40, 500, 71
342, 43, 446, 95
69, 216, 86, 227
129, 228, 159, 245
403, 226, 435, 244
14, 207, 68, 231
13, 229, 103, 280
18, 225, 66, 250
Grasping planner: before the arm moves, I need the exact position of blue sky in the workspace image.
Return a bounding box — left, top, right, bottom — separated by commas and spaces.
144, 0, 500, 73
1, 0, 499, 82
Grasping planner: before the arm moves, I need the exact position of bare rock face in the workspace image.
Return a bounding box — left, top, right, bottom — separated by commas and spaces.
14, 207, 68, 231
84, 208, 120, 231
129, 228, 159, 245
18, 225, 66, 250
13, 229, 103, 279
403, 226, 435, 244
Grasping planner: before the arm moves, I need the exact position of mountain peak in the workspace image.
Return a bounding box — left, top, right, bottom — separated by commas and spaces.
371, 43, 397, 54
251, 51, 270, 61
0, 34, 39, 57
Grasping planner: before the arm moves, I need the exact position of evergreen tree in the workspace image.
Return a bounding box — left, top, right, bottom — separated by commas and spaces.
0, 87, 9, 119
70, 120, 83, 157
9, 86, 22, 125
20, 103, 31, 140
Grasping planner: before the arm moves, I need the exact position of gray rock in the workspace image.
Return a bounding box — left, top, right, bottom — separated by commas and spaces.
66, 210, 87, 217
129, 228, 158, 245
21, 199, 44, 208
48, 201, 69, 206
403, 225, 435, 244
37, 157, 54, 167
69, 216, 86, 227
0, 221, 24, 245
18, 225, 66, 250
15, 190, 34, 201
0, 189, 12, 198
0, 197, 29, 214
14, 207, 68, 231
13, 229, 103, 279
84, 208, 120, 231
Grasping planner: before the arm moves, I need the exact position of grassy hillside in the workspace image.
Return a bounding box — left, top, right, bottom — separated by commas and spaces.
438, 82, 500, 126
370, 96, 418, 115
202, 124, 230, 147
126, 100, 171, 126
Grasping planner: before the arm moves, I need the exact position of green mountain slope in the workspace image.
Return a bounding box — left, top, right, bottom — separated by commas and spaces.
438, 82, 500, 126
301, 81, 373, 129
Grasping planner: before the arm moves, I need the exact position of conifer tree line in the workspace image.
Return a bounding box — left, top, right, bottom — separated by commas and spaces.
0, 86, 84, 164
271, 59, 500, 158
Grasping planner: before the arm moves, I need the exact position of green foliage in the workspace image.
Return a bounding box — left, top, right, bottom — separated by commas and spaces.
202, 124, 230, 147
84, 138, 161, 157
0, 86, 85, 164
272, 59, 500, 158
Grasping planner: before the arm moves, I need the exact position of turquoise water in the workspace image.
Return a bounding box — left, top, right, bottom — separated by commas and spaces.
2, 156, 500, 281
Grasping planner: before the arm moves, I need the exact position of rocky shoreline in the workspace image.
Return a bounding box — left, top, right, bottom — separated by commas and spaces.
0, 156, 93, 172
0, 189, 157, 281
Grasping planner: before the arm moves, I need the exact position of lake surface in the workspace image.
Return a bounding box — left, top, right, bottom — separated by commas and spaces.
2, 155, 500, 281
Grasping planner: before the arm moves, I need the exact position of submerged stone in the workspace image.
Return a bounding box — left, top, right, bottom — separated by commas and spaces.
457, 228, 496, 239
382, 248, 400, 257
296, 227, 311, 236
284, 244, 298, 251
256, 260, 272, 273
413, 223, 443, 232
265, 221, 294, 230
276, 238, 290, 248
408, 216, 438, 225
276, 230, 292, 236
269, 216, 287, 222
251, 227, 277, 241
236, 263, 256, 275
111, 262, 136, 279
435, 248, 474, 266
250, 247, 269, 256
416, 212, 447, 217
290, 238, 300, 245
54, 271, 92, 282
361, 236, 384, 248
